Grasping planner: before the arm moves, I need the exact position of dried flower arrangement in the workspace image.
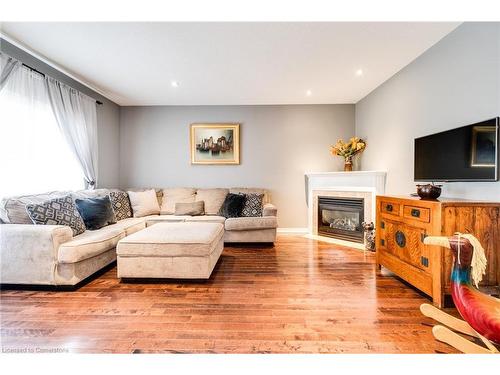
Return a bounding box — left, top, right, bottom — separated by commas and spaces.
330, 137, 366, 171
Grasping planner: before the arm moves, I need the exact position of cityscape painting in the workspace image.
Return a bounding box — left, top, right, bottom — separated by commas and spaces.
190, 123, 240, 164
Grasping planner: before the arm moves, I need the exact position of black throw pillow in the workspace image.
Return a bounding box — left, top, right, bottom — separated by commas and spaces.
75, 196, 117, 230
218, 193, 246, 218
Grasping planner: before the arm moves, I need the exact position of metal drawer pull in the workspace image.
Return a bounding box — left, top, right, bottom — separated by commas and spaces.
380, 239, 385, 246
411, 209, 420, 218
395, 231, 406, 248
386, 204, 393, 212
380, 221, 385, 229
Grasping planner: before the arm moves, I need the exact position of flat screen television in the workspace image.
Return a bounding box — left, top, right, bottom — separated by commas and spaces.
414, 117, 499, 182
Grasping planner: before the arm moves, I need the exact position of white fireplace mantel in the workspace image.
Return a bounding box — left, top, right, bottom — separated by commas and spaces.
305, 171, 387, 205
304, 171, 387, 248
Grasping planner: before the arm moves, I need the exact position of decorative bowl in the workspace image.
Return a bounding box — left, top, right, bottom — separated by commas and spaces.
416, 184, 442, 200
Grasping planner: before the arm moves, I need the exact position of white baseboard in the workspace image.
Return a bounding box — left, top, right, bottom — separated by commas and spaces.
277, 227, 308, 234
304, 234, 368, 251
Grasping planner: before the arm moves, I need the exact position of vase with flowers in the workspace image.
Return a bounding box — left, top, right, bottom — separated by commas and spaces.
330, 137, 366, 171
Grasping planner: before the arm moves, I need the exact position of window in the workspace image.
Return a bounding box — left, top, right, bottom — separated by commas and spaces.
0, 67, 84, 200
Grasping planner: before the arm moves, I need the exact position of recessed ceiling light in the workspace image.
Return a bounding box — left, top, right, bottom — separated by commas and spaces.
306, 90, 312, 96
355, 69, 364, 77
171, 81, 180, 87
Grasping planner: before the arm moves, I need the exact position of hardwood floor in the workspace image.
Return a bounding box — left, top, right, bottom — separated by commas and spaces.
0, 235, 457, 353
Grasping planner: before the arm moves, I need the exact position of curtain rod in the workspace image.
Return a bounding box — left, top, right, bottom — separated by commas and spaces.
21, 63, 103, 105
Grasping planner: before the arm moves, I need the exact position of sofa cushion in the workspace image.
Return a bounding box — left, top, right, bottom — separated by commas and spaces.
25, 195, 86, 236
75, 196, 117, 230
72, 189, 110, 200
240, 193, 264, 217
160, 188, 196, 214
195, 188, 228, 215
127, 188, 163, 207
109, 190, 133, 220
144, 215, 190, 226
175, 201, 204, 216
108, 217, 145, 236
116, 222, 224, 257
0, 189, 110, 225
58, 226, 125, 263
224, 216, 278, 231
185, 215, 226, 224
0, 190, 70, 224
128, 189, 160, 218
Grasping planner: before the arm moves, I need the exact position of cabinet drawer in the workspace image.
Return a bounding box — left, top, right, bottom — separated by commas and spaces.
403, 205, 430, 223
380, 200, 400, 217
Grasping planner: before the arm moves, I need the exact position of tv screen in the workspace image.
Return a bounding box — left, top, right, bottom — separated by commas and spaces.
414, 117, 499, 182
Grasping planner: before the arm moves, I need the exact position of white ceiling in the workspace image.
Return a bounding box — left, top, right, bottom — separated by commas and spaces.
1, 22, 460, 106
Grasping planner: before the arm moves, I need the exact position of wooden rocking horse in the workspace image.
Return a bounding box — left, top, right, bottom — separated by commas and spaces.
420, 233, 500, 354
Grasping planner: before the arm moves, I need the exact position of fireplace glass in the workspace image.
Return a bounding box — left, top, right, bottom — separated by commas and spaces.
317, 197, 364, 243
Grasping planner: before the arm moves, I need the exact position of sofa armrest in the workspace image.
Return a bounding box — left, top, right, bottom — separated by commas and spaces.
262, 203, 277, 217
0, 224, 73, 285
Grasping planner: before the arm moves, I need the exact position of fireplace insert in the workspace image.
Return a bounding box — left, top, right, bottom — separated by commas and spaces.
317, 196, 364, 243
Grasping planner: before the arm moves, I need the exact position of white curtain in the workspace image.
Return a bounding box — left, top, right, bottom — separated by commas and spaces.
46, 77, 98, 189
0, 54, 20, 90
0, 52, 96, 199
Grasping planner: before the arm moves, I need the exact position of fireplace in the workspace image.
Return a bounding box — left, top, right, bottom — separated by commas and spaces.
317, 196, 364, 243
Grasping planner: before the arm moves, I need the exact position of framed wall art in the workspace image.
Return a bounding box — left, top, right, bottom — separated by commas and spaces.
190, 123, 240, 165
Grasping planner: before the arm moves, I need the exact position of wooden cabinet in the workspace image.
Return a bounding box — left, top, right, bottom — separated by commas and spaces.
376, 195, 500, 307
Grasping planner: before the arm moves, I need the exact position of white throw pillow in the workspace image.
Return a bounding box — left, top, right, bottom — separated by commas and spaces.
127, 189, 160, 218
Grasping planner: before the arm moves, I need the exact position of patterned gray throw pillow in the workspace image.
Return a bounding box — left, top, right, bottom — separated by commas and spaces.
240, 193, 264, 217
109, 190, 133, 221
25, 195, 86, 236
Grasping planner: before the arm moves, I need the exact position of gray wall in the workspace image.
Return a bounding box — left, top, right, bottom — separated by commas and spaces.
0, 38, 121, 188
6, 21, 498, 227
356, 22, 500, 200
120, 105, 355, 227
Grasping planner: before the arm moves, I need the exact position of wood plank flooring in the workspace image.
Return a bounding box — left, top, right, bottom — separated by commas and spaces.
0, 235, 457, 353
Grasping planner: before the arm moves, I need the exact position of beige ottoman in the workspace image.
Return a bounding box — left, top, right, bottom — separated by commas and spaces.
116, 222, 224, 279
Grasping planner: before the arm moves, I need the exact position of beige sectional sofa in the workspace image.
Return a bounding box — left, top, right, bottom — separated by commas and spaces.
0, 187, 277, 286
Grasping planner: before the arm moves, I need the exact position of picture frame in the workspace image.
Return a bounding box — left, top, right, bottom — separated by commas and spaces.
190, 123, 240, 165
470, 125, 496, 167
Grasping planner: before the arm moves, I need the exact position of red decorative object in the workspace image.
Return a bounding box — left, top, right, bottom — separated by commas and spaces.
447, 235, 500, 344
421, 234, 500, 353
